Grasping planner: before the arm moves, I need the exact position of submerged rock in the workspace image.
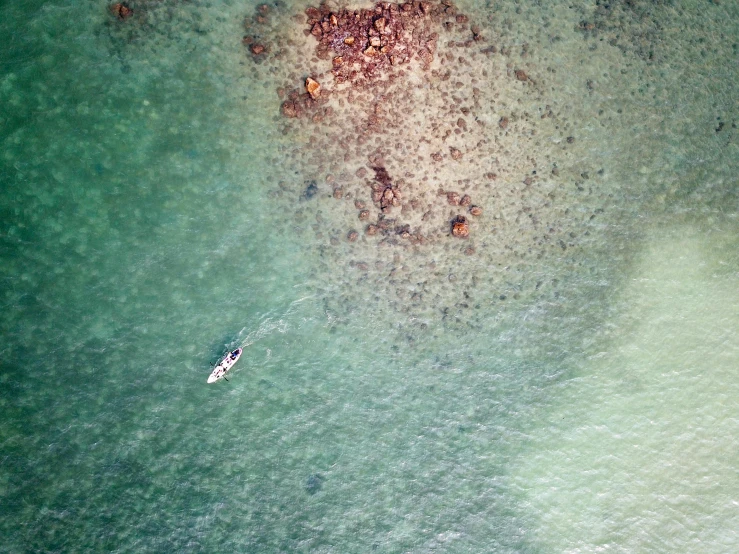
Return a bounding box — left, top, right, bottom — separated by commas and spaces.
305, 77, 321, 99
305, 473, 323, 495
301, 1, 450, 90
371, 166, 402, 211
451, 215, 470, 238
280, 100, 299, 118
249, 43, 266, 56
301, 180, 319, 200
110, 2, 133, 20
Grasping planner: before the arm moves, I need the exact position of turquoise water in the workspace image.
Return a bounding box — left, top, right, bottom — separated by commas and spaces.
1, 1, 736, 552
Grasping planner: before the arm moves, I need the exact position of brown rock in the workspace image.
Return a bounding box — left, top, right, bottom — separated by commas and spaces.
305, 7, 321, 20
347, 230, 359, 242
499, 116, 509, 129
447, 191, 461, 206
333, 56, 343, 67
355, 200, 366, 209
460, 194, 472, 207
451, 215, 470, 238
110, 3, 133, 19
305, 77, 321, 99
280, 101, 298, 118
333, 186, 344, 199
366, 224, 378, 236
344, 36, 355, 45
364, 45, 377, 57
359, 210, 370, 220
249, 43, 265, 55
431, 152, 443, 162
515, 69, 528, 81
469, 205, 483, 216
374, 17, 386, 32
418, 48, 433, 65
450, 147, 463, 160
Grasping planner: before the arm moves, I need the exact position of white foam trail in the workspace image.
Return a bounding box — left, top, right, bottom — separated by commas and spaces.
236, 294, 313, 349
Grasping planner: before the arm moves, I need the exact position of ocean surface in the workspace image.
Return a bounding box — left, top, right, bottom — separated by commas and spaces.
0, 0, 736, 552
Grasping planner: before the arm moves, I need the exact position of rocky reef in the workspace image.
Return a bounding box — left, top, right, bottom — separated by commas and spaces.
239, 0, 611, 331
272, 2, 483, 244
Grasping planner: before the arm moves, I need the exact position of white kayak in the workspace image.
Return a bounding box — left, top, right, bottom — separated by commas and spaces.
207, 348, 243, 383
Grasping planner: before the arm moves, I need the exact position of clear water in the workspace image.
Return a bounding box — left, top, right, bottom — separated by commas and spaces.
1, 1, 736, 552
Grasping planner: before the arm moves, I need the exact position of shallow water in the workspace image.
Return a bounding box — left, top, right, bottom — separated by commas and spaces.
1, 0, 737, 552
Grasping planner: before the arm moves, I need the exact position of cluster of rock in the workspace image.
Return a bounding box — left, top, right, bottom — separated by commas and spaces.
110, 2, 133, 20
444, 190, 482, 238
370, 166, 402, 212
306, 1, 448, 81
242, 4, 272, 59
280, 1, 464, 119
272, 2, 487, 244
280, 75, 337, 120
444, 191, 482, 215
347, 165, 483, 242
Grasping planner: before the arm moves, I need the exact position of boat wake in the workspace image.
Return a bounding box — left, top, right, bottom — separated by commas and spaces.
234, 294, 314, 350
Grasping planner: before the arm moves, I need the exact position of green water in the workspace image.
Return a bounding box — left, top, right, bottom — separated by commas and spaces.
1, 1, 737, 552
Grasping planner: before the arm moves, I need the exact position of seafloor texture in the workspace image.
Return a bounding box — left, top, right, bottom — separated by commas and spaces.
0, 0, 737, 552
